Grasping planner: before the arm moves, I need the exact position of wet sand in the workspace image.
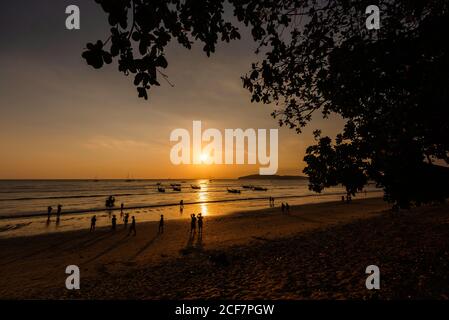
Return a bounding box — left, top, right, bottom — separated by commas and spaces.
1, 197, 448, 299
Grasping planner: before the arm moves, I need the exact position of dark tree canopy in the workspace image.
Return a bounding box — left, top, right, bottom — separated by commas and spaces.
83, 0, 449, 208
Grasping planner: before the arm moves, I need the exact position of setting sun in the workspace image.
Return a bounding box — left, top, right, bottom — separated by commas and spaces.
200, 153, 209, 163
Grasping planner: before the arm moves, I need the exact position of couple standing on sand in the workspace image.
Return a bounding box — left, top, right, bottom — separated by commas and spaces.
190, 213, 203, 233
47, 204, 63, 221
281, 202, 290, 213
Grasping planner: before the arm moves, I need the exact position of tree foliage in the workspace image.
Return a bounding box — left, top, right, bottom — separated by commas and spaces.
83, 0, 449, 208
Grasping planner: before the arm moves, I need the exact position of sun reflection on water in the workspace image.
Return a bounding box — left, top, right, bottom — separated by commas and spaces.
198, 180, 209, 216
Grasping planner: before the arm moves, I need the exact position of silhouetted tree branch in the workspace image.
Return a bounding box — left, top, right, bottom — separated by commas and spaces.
83, 0, 449, 208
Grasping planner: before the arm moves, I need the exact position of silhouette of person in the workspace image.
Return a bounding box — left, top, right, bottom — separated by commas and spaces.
281, 203, 285, 213
342, 195, 345, 202
180, 200, 184, 208
190, 213, 197, 233
128, 216, 136, 236
120, 203, 124, 217
111, 214, 117, 230
197, 213, 203, 234
56, 204, 62, 222
90, 215, 97, 232
47, 206, 52, 220
158, 214, 164, 234
123, 213, 129, 228
286, 203, 290, 213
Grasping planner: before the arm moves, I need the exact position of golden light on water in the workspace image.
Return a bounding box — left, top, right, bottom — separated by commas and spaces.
198, 180, 209, 216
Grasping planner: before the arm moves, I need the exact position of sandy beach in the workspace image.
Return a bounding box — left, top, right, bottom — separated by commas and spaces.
1, 197, 448, 299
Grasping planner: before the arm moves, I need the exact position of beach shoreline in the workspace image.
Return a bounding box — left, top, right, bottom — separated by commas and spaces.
0, 191, 383, 239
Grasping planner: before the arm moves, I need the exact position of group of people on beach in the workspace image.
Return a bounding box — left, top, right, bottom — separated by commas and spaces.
47, 204, 63, 222
47, 193, 294, 237
87, 197, 204, 237
90, 212, 137, 235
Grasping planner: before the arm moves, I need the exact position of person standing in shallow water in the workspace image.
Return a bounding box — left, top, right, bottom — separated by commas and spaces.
111, 214, 117, 231
128, 216, 136, 236
56, 204, 62, 222
90, 215, 96, 232
47, 206, 52, 220
197, 213, 203, 234
190, 213, 197, 233
158, 214, 164, 234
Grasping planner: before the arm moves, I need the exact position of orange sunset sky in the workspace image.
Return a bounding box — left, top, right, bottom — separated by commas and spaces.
0, 1, 344, 179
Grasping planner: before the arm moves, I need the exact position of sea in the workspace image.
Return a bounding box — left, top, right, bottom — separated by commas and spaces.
0, 179, 383, 237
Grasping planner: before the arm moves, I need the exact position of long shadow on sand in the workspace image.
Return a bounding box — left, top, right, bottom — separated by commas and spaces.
83, 232, 131, 265
180, 231, 203, 255
0, 231, 100, 267
130, 234, 159, 260
59, 230, 115, 252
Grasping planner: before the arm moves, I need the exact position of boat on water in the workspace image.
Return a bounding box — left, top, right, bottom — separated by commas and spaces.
191, 184, 201, 190
172, 186, 182, 192
253, 186, 268, 191
227, 188, 241, 194
125, 173, 135, 182
157, 187, 165, 192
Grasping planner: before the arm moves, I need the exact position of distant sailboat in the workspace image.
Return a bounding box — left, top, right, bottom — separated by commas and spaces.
125, 173, 135, 182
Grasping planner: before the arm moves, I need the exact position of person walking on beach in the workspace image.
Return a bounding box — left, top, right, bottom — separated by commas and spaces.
56, 204, 62, 221
197, 213, 203, 234
90, 215, 96, 232
47, 206, 52, 220
190, 213, 197, 233
286, 203, 290, 214
158, 214, 164, 234
281, 202, 285, 213
128, 216, 136, 236
111, 214, 117, 231
123, 213, 129, 229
